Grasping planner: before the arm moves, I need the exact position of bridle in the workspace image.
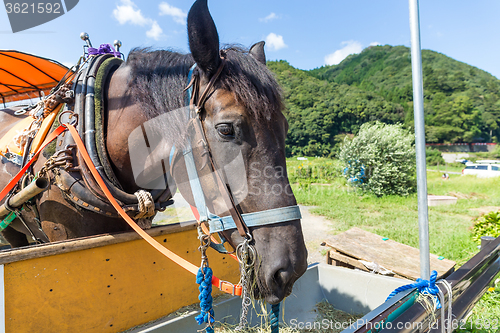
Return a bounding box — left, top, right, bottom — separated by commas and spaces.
177, 53, 302, 247
186, 56, 251, 241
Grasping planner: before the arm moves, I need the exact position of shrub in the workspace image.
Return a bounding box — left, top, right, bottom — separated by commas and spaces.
339, 122, 416, 196
472, 211, 500, 243
426, 147, 445, 166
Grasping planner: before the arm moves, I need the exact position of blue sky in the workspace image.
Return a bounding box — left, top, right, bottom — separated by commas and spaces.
2, 0, 500, 79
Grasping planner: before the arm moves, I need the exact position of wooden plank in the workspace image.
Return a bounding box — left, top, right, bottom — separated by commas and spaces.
328, 249, 370, 272
323, 227, 455, 280
0, 221, 197, 265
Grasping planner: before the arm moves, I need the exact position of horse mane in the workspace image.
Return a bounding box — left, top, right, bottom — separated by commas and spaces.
126, 45, 284, 122
217, 45, 284, 121
126, 47, 194, 119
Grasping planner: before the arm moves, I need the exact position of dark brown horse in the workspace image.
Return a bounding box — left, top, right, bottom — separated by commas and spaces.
0, 0, 307, 303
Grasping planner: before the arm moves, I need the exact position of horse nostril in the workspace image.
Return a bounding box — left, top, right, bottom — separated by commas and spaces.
273, 268, 289, 287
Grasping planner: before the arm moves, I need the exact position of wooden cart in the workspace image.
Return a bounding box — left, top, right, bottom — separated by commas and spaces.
0, 222, 238, 333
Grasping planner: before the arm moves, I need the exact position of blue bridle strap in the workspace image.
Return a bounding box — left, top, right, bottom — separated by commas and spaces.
183, 64, 209, 222
208, 205, 302, 234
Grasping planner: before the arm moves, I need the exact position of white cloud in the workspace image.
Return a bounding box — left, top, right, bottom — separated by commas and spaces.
113, 0, 164, 40
265, 33, 287, 51
159, 2, 187, 25
113, 0, 149, 26
260, 12, 279, 22
324, 40, 363, 65
369, 41, 381, 46
147, 21, 164, 40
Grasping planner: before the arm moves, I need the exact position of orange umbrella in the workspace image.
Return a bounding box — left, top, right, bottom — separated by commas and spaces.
0, 50, 70, 104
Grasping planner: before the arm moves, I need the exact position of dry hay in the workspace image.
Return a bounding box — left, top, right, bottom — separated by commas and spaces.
215, 300, 362, 333
130, 298, 363, 333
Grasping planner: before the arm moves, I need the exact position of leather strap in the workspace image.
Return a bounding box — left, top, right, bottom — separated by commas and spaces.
193, 59, 226, 113
188, 59, 251, 239
189, 114, 250, 239
207, 205, 302, 234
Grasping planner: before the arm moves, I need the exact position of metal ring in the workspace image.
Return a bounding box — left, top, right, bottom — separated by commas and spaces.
235, 243, 245, 262
245, 245, 256, 267
14, 104, 34, 116
199, 233, 211, 247
14, 109, 27, 116
236, 241, 256, 268
58, 110, 78, 126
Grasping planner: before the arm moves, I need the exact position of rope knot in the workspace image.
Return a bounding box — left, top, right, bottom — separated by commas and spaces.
133, 190, 155, 219
386, 270, 442, 309
415, 270, 439, 291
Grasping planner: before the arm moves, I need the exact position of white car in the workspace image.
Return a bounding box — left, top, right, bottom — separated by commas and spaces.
462, 161, 500, 178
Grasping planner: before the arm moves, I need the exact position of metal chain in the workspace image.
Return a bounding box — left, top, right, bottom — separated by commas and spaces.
235, 238, 256, 331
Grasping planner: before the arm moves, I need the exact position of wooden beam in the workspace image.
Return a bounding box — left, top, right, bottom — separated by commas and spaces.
0, 222, 197, 265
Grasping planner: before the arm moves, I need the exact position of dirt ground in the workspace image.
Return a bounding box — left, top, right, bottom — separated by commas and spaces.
299, 205, 333, 264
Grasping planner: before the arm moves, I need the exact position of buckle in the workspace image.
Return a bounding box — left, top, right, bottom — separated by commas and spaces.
218, 280, 242, 296
219, 280, 235, 296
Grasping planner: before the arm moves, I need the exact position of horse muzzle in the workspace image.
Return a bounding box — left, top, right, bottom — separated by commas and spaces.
249, 219, 308, 304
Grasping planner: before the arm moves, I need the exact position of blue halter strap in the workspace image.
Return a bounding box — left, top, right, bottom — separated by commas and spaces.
174, 64, 302, 242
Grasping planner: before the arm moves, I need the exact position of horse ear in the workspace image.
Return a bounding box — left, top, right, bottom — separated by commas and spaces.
249, 41, 266, 65
187, 0, 221, 76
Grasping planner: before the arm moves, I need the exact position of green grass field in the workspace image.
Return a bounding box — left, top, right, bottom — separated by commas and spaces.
287, 157, 500, 332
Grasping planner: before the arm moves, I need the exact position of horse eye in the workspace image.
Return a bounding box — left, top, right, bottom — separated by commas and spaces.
216, 124, 234, 138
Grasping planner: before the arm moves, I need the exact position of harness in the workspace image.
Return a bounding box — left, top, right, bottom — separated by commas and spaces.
54, 54, 173, 222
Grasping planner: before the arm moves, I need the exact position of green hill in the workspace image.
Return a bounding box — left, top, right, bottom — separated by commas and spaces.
268, 60, 404, 157
269, 45, 500, 156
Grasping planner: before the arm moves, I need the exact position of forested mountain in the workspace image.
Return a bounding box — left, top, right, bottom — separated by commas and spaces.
269, 45, 500, 157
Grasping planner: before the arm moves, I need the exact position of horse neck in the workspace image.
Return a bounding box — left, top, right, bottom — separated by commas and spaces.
104, 63, 189, 194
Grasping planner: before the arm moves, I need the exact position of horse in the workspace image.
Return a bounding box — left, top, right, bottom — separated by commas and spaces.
0, 0, 307, 304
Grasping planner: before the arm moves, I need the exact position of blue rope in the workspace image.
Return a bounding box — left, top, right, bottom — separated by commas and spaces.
385, 270, 442, 309
195, 267, 215, 333
270, 303, 280, 333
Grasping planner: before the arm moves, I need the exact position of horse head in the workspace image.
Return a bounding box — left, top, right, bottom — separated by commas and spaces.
175, 0, 308, 303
